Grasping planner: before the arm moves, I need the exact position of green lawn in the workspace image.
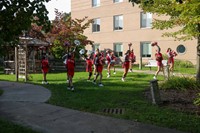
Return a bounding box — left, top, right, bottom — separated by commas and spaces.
0, 71, 199, 133
0, 118, 40, 133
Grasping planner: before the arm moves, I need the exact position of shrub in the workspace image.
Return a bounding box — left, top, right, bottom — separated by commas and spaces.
175, 59, 194, 68
194, 93, 200, 106
160, 77, 200, 90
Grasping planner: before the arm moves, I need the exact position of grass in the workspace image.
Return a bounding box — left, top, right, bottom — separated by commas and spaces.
0, 70, 200, 133
0, 118, 40, 133
128, 64, 196, 74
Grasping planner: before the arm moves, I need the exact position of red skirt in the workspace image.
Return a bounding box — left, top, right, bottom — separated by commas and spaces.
122, 62, 129, 69
96, 65, 103, 73
86, 65, 92, 72
42, 68, 48, 73
68, 69, 74, 77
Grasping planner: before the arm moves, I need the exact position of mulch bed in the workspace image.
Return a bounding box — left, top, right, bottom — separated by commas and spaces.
144, 88, 200, 115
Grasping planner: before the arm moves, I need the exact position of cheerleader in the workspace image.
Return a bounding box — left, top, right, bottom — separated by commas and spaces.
106, 50, 117, 78
85, 53, 93, 81
122, 50, 130, 82
129, 49, 135, 72
167, 48, 177, 76
152, 42, 165, 79
93, 51, 104, 87
93, 48, 99, 76
66, 53, 75, 91
41, 56, 49, 84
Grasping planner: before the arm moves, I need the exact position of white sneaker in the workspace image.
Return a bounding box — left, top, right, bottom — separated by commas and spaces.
93, 80, 96, 84
113, 72, 116, 75
66, 80, 69, 83
172, 73, 175, 76
107, 75, 110, 78
153, 76, 157, 79
45, 81, 49, 84
71, 87, 74, 91
87, 79, 91, 82
42, 81, 45, 84
67, 87, 71, 90
121, 78, 125, 82
99, 83, 104, 87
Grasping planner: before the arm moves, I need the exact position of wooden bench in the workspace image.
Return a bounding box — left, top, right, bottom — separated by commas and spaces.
145, 60, 168, 70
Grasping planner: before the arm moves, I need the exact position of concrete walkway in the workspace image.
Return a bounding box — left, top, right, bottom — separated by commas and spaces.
0, 81, 186, 133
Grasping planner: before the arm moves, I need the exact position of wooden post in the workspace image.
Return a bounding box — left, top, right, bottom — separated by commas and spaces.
25, 44, 27, 82
150, 79, 162, 105
139, 43, 142, 70
15, 46, 18, 81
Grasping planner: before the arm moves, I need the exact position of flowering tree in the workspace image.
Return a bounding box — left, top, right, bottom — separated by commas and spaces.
48, 10, 93, 59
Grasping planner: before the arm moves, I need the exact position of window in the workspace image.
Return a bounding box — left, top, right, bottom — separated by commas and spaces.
177, 44, 186, 54
140, 12, 152, 28
93, 43, 100, 51
92, 18, 100, 32
114, 15, 123, 30
141, 42, 152, 57
92, 0, 100, 7
114, 43, 123, 57
114, 0, 123, 3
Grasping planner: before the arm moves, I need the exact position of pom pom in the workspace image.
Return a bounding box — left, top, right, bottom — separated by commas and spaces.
74, 40, 80, 46
151, 42, 157, 46
79, 49, 85, 55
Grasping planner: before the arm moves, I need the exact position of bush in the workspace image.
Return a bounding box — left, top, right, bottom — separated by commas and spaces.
160, 77, 200, 90
175, 59, 194, 68
194, 93, 200, 106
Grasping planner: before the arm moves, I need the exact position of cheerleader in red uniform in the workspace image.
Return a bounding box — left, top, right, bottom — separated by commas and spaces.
93, 48, 99, 76
152, 42, 165, 79
122, 50, 130, 82
85, 53, 93, 81
41, 56, 49, 84
129, 49, 135, 72
167, 48, 177, 76
66, 53, 75, 91
93, 51, 104, 87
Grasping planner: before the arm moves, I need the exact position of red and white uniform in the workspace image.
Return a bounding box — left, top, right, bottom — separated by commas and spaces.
155, 52, 163, 67
94, 54, 104, 73
66, 58, 75, 77
129, 52, 135, 63
41, 59, 49, 73
167, 51, 176, 64
122, 54, 130, 69
86, 57, 93, 72
106, 54, 116, 65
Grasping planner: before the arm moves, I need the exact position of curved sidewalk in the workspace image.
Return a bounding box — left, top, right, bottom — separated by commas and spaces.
0, 81, 186, 133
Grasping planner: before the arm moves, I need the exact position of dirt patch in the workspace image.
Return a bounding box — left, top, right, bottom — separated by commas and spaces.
144, 88, 200, 114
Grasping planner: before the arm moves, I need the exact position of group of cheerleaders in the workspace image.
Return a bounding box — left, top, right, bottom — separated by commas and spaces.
41, 41, 177, 91
152, 42, 177, 79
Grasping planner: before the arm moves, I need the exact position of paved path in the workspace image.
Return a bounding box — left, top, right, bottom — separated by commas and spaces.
0, 81, 186, 133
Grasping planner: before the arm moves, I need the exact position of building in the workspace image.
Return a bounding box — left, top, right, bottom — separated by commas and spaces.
71, 0, 197, 65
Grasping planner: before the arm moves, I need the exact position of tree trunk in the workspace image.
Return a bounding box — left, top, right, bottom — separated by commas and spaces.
196, 24, 200, 83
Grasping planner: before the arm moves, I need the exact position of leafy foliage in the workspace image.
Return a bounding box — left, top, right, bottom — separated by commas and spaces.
48, 10, 93, 59
160, 77, 200, 90
0, 0, 51, 45
194, 93, 200, 106
174, 59, 194, 68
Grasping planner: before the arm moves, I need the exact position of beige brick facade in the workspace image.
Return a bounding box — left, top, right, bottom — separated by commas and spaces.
71, 0, 197, 64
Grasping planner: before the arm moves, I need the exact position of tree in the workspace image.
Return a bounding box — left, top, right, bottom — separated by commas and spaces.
129, 0, 200, 82
48, 10, 93, 59
0, 0, 51, 45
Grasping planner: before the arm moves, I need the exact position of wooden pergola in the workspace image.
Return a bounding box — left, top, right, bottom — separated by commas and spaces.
15, 37, 50, 82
